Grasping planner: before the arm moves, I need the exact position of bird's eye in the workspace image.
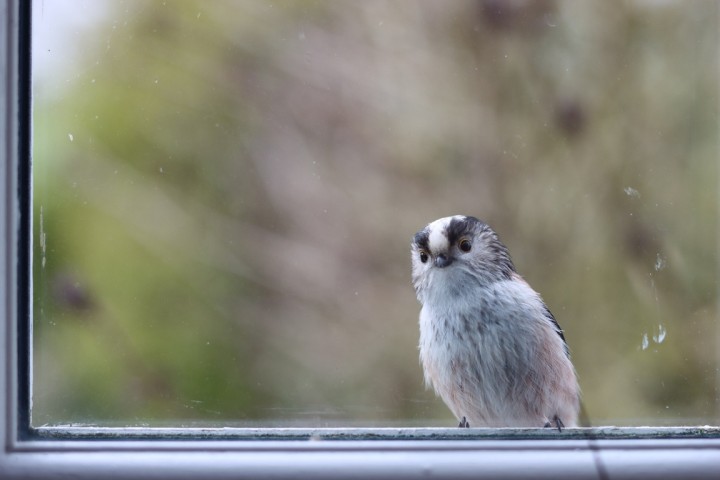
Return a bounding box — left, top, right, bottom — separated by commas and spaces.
419, 251, 429, 263
459, 238, 472, 252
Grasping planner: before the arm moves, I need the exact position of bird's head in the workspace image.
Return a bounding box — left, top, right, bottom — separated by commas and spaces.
411, 215, 516, 303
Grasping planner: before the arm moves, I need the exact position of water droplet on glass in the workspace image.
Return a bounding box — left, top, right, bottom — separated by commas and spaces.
67, 133, 74, 142
653, 325, 666, 344
624, 186, 640, 198
641, 333, 649, 350
39, 206, 46, 269
654, 253, 666, 272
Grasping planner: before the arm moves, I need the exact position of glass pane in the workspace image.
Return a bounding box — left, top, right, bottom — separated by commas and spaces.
32, 0, 719, 427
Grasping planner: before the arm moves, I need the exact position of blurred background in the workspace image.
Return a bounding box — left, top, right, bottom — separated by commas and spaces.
32, 0, 718, 427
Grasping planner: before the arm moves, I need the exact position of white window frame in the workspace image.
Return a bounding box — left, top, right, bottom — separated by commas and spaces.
2, 1, 720, 478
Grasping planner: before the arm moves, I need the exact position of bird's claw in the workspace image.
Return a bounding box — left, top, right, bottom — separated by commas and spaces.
544, 415, 564, 432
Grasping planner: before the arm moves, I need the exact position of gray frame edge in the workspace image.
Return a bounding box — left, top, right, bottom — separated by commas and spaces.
1, 0, 19, 456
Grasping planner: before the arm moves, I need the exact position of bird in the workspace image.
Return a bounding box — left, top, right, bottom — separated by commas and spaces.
411, 215, 579, 429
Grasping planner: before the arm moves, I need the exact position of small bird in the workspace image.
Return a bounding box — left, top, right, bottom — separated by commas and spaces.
411, 215, 579, 429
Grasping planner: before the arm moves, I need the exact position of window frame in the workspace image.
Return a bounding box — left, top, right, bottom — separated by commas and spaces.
2, 1, 720, 478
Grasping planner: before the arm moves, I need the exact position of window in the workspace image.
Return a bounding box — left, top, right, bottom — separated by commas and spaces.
2, 1, 720, 478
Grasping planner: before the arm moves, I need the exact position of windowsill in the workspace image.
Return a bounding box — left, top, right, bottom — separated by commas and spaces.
25, 425, 720, 442
5, 426, 720, 480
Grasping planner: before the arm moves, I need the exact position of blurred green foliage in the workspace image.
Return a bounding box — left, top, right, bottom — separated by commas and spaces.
33, 0, 718, 426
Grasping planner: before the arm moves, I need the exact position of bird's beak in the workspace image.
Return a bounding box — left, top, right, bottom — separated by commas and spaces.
434, 253, 453, 268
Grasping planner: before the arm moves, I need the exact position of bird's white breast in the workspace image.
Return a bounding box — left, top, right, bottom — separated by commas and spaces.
418, 277, 577, 427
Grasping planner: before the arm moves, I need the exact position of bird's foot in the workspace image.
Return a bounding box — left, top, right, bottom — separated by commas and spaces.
458, 416, 470, 428
544, 415, 564, 432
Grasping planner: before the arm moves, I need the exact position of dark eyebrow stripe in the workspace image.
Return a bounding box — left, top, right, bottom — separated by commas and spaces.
445, 216, 475, 246
413, 229, 429, 250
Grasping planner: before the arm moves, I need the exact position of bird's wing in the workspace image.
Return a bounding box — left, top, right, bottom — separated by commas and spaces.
542, 305, 570, 357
